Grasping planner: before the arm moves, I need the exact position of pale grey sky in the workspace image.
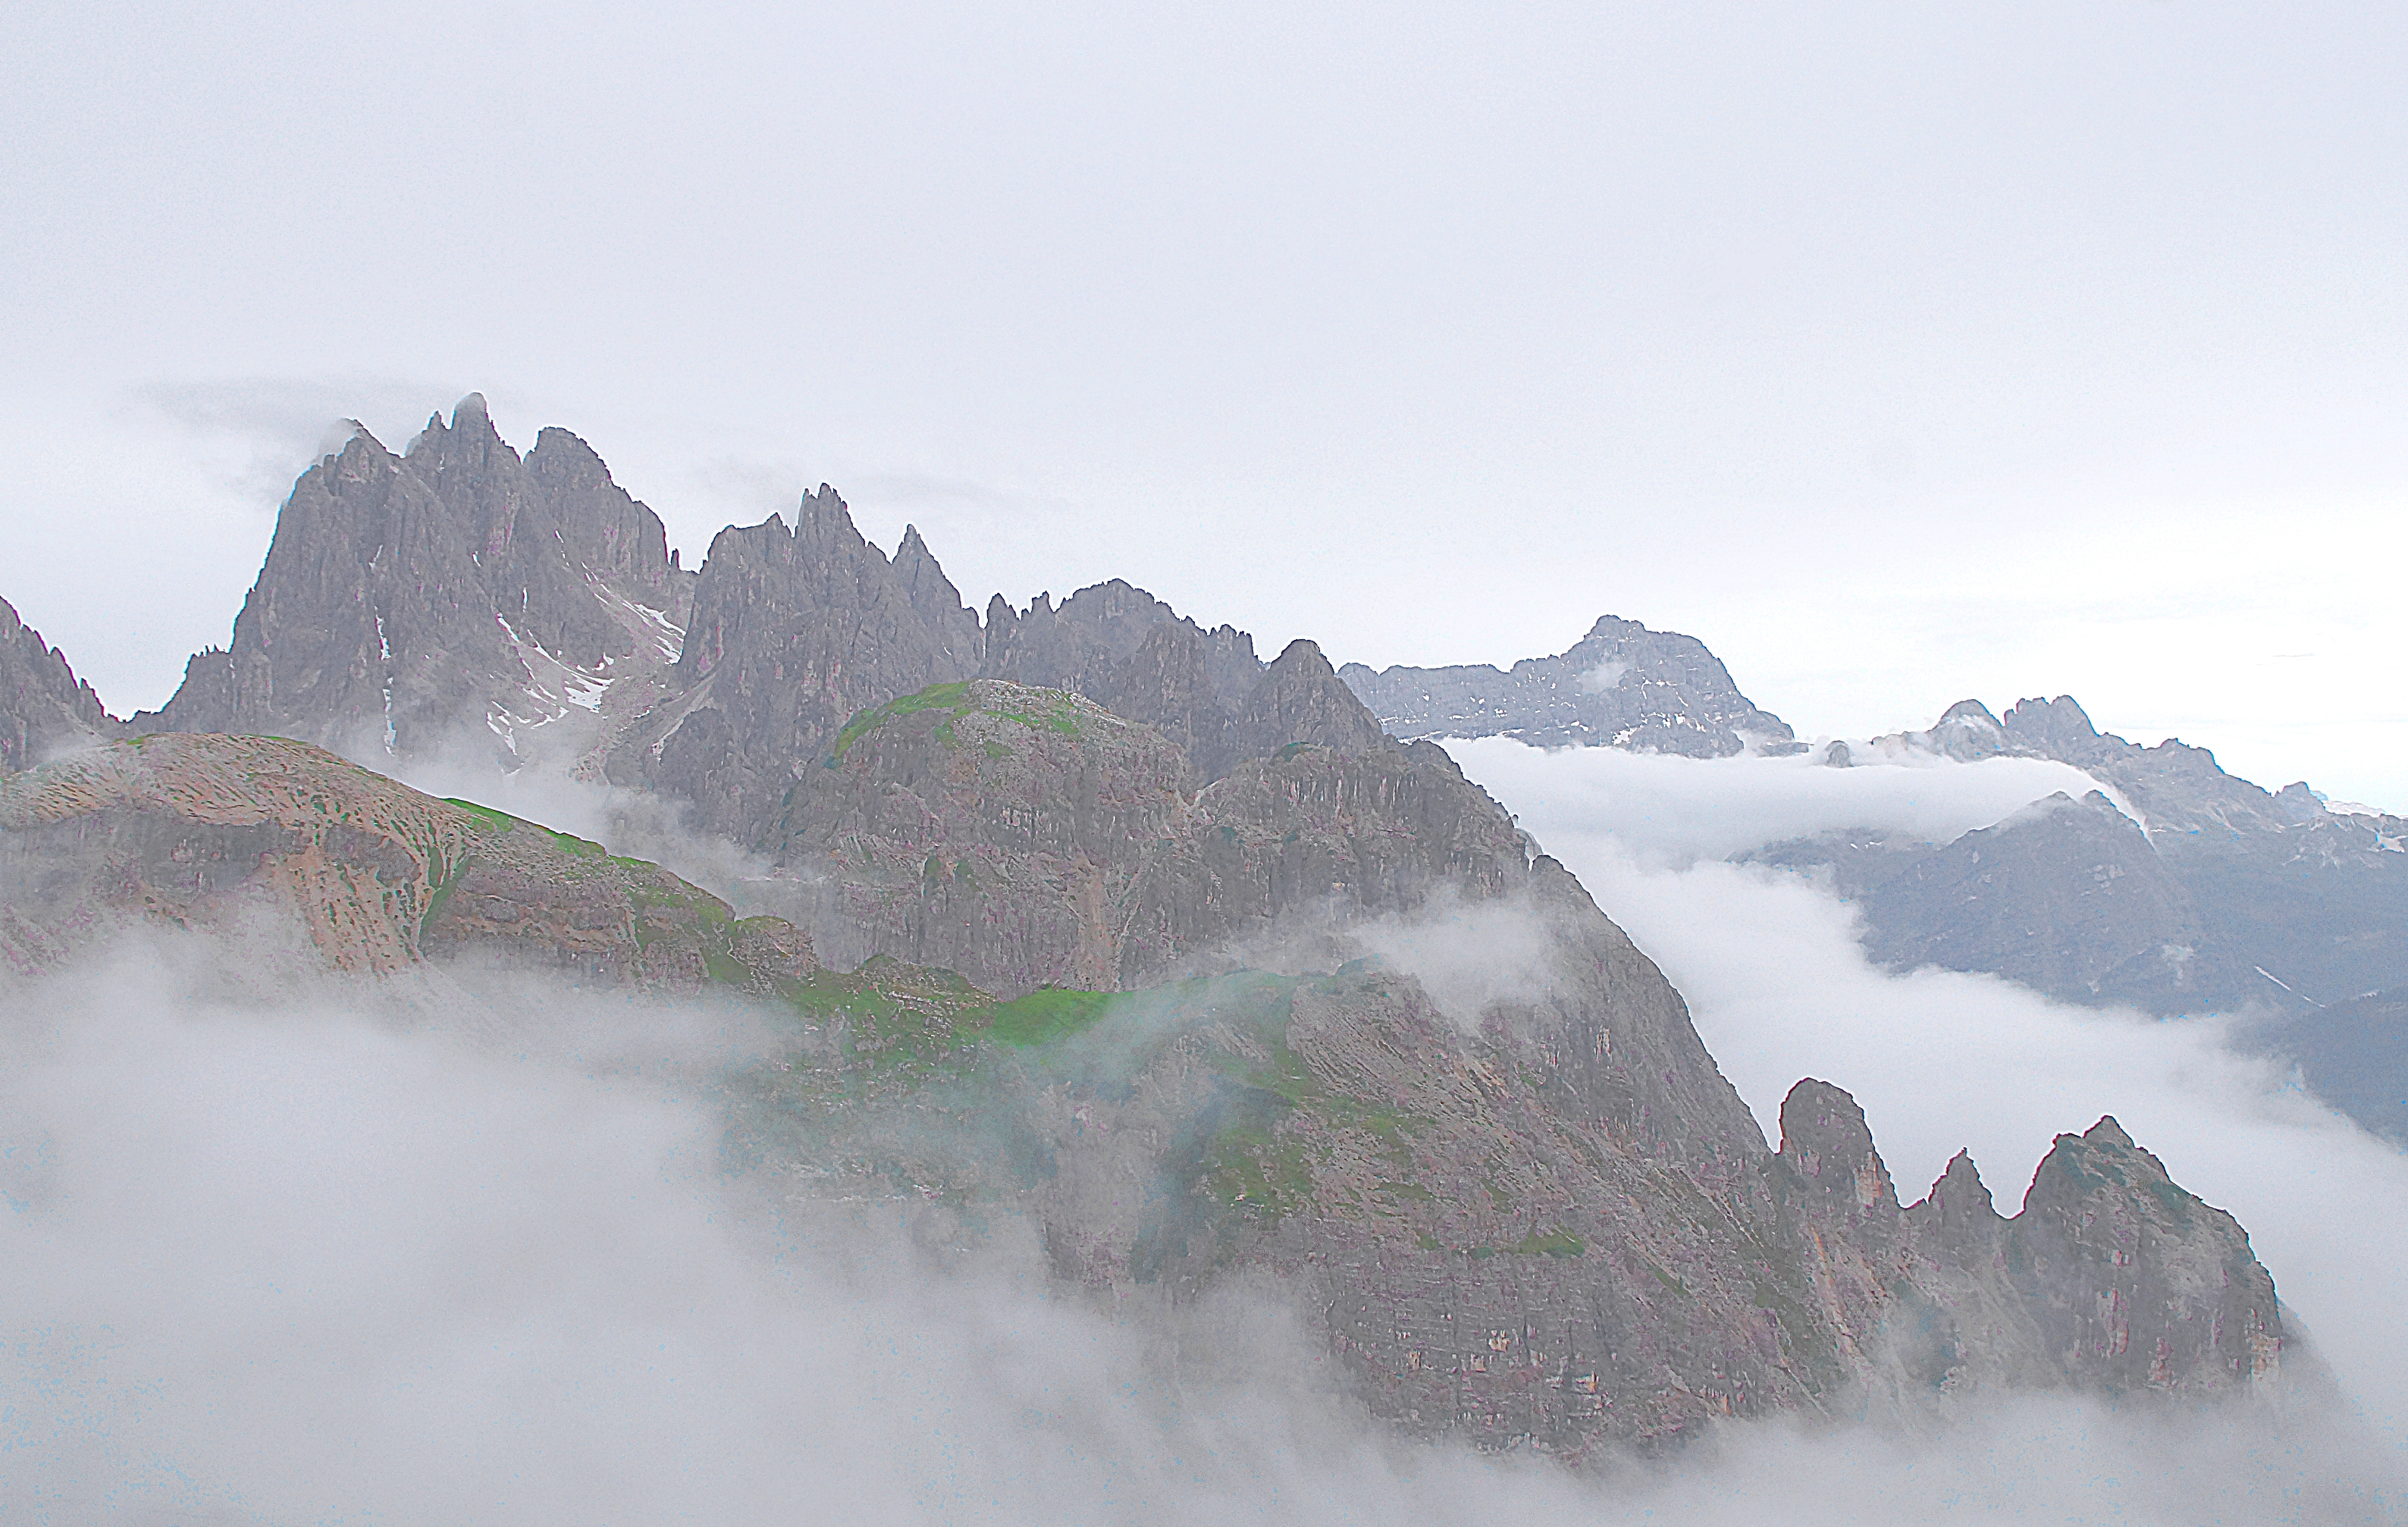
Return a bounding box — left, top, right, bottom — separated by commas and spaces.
5, 2, 2402, 801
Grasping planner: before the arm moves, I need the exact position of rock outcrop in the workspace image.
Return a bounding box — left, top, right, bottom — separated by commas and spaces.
1, 596, 118, 772
1773, 1082, 2287, 1403
1340, 614, 1798, 757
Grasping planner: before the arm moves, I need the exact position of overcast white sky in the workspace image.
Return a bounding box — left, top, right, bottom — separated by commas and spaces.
5, 2, 2403, 804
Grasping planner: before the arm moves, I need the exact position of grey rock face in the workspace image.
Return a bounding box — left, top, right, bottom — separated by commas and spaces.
1767, 695, 2408, 1139
983, 578, 1262, 713
1836, 792, 2228, 1008
1340, 614, 1798, 757
892, 523, 983, 675
134, 398, 695, 772
644, 488, 978, 838
1097, 620, 1239, 781
1771, 1083, 2293, 1403
1860, 698, 2408, 1017
2241, 989, 2408, 1146
764, 672, 1456, 1002
617, 498, 1273, 839
0, 597, 118, 772
1233, 638, 1388, 761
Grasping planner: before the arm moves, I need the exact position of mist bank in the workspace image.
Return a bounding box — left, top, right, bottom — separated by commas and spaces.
2, 936, 2394, 1525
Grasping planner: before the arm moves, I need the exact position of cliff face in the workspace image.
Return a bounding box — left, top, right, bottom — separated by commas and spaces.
0, 734, 812, 990
1340, 614, 1799, 757
1, 597, 118, 772
133, 397, 694, 775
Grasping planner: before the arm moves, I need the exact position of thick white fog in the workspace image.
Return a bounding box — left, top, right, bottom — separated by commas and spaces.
1454, 738, 2408, 1461
1462, 740, 2129, 864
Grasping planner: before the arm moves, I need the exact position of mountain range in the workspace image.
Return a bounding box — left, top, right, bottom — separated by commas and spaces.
0, 396, 2351, 1453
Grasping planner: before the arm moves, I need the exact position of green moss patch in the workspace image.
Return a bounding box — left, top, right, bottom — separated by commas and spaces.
831, 682, 974, 760
442, 798, 517, 832
971, 987, 1119, 1049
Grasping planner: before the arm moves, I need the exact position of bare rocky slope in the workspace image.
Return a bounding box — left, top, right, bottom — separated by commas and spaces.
0, 733, 814, 989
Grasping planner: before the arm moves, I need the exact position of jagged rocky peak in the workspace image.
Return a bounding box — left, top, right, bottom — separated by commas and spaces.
1906, 1149, 2005, 1251
2001, 694, 2104, 756
1770, 1079, 2300, 1406
980, 576, 1264, 711
647, 488, 980, 839
134, 394, 694, 767
1777, 1078, 1902, 1229
523, 425, 684, 604
892, 522, 982, 673
1339, 611, 1796, 757
1236, 637, 1387, 759
0, 596, 120, 772
2012, 1115, 2290, 1393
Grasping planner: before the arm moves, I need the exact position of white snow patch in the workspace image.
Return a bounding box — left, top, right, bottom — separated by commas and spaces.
1578, 660, 1627, 693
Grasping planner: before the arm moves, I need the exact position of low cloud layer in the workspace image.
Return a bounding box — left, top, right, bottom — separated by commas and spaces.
4, 921, 2400, 1520
1348, 889, 1563, 1032
1455, 736, 2121, 864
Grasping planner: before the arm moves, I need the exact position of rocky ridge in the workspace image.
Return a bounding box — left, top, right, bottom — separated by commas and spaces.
1757, 696, 2408, 1140
0, 733, 813, 989
1772, 693, 2408, 1011
1340, 615, 1800, 757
